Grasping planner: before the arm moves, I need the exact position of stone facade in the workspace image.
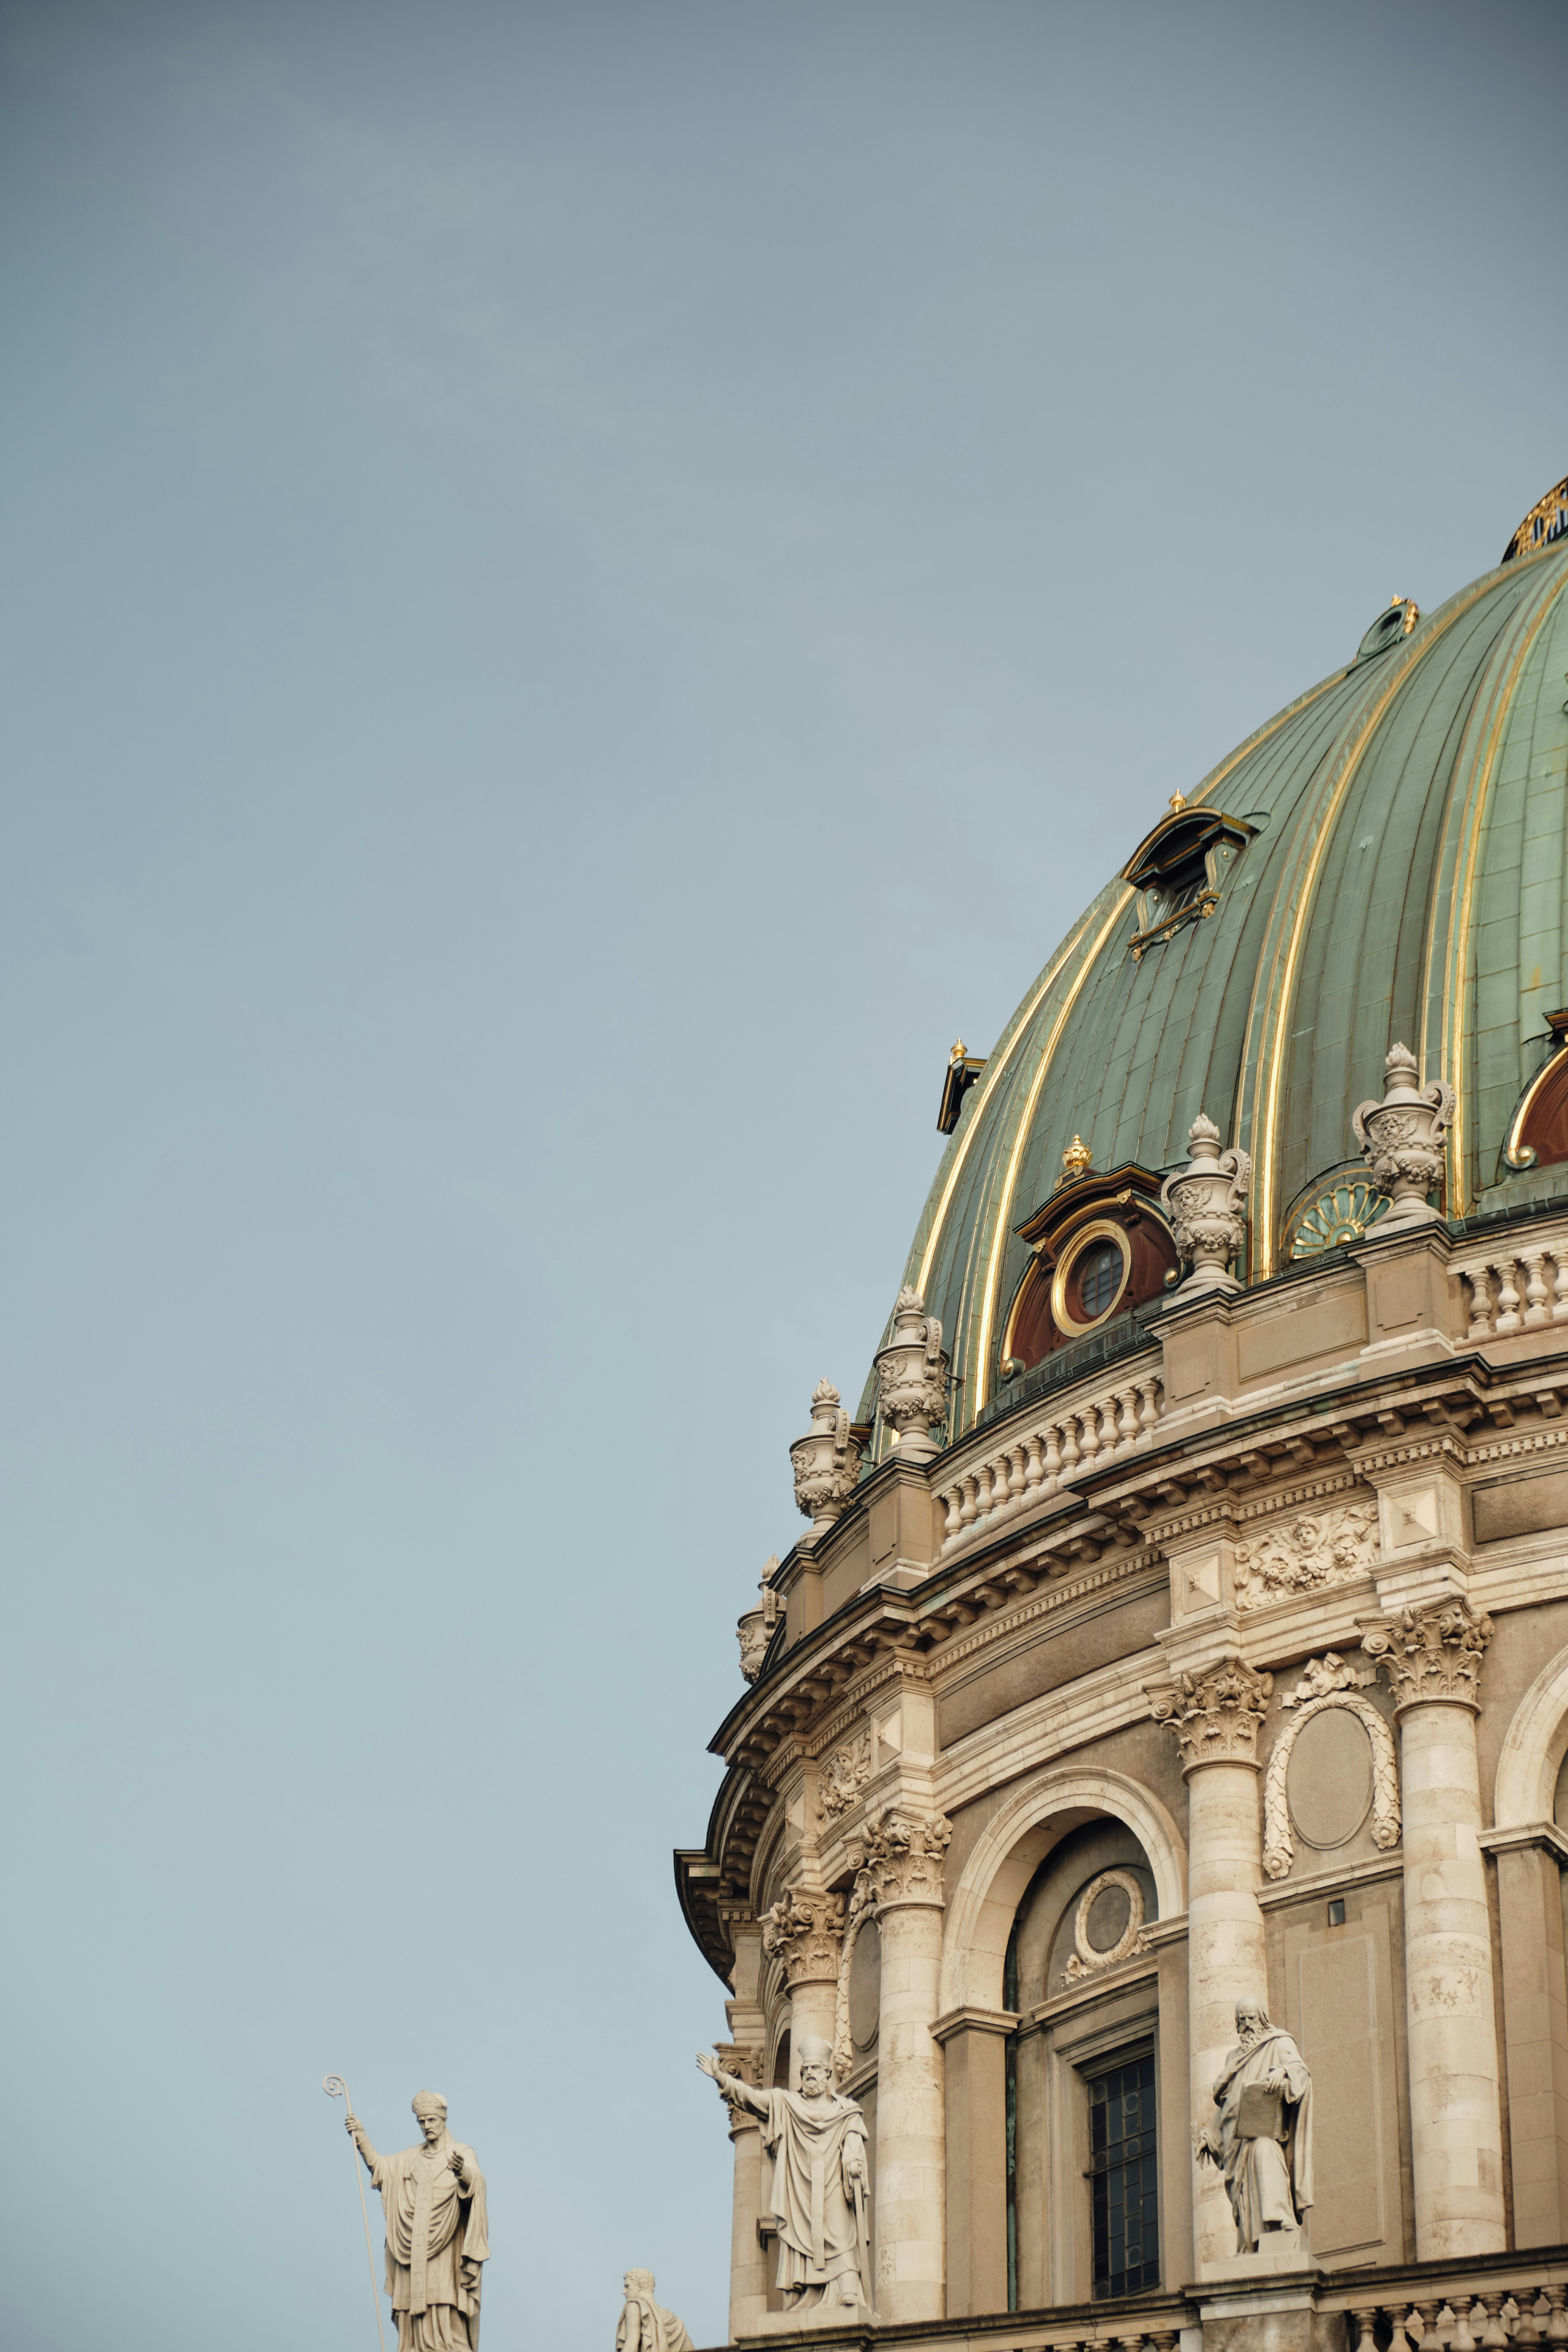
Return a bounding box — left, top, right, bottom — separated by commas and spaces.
673, 512, 1568, 2348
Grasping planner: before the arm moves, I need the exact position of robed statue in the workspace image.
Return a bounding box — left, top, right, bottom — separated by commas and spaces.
697, 2036, 873, 2315
1198, 2001, 1313, 2253
616, 2268, 695, 2352
347, 2090, 490, 2350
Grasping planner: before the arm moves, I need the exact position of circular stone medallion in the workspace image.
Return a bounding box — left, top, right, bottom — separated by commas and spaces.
1287, 1707, 1374, 1849
1085, 1880, 1132, 1952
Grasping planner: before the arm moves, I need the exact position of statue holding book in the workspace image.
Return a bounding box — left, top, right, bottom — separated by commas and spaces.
1198, 2000, 1314, 2253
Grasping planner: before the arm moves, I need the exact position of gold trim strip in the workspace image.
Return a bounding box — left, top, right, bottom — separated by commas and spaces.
1430, 564, 1568, 1211
970, 892, 1132, 1411
1245, 574, 1510, 1275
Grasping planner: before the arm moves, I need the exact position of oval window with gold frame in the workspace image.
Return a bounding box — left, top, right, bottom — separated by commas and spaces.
1050, 1219, 1133, 1337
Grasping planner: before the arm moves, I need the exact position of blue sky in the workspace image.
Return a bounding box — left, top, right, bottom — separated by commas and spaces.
2, 4, 1564, 2346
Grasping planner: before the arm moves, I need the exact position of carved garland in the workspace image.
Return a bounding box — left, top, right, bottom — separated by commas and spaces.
1262, 1695, 1399, 1880
1060, 1867, 1152, 1986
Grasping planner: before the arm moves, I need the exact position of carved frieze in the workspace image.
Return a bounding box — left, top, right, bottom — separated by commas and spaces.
1147, 1658, 1273, 1769
1262, 1654, 1399, 1879
762, 1890, 846, 1986
1360, 1595, 1492, 1712
1233, 1500, 1379, 1611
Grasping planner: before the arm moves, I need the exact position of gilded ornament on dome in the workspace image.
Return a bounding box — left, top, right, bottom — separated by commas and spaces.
1286, 1176, 1391, 1259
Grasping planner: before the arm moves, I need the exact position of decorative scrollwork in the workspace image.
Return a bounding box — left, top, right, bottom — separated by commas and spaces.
1262, 1654, 1399, 1880
1060, 1867, 1152, 1985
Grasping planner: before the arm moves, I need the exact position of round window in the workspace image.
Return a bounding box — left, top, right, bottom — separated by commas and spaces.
1075, 1241, 1123, 1321
1047, 1220, 1132, 1338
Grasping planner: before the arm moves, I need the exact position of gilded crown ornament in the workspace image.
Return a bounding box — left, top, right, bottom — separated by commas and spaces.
790, 1378, 863, 1536
1159, 1112, 1251, 1293
1060, 1134, 1092, 1182
872, 1286, 950, 1464
1352, 1044, 1454, 1229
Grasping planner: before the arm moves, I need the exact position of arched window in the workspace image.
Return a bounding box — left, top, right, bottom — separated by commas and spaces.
1000, 1821, 1160, 2308
1505, 1029, 1568, 1174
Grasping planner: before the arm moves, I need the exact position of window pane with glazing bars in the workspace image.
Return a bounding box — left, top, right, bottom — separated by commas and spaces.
1087, 2050, 1158, 2296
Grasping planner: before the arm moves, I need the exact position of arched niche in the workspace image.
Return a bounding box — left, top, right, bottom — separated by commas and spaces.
940, 1765, 1186, 2016
1494, 1640, 1568, 1827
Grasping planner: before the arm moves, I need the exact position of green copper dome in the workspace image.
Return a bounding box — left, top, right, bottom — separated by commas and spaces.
893, 514, 1568, 1441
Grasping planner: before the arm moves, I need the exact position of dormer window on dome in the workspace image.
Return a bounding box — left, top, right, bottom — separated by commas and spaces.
1123, 802, 1256, 963
999, 1156, 1180, 1381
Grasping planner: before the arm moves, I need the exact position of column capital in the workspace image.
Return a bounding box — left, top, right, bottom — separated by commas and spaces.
711, 2041, 766, 2134
1360, 1594, 1493, 1713
1146, 1657, 1272, 1772
852, 1802, 953, 1910
761, 1889, 845, 1987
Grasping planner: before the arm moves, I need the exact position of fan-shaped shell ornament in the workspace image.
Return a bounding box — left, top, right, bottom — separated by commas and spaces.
1288, 1178, 1390, 1259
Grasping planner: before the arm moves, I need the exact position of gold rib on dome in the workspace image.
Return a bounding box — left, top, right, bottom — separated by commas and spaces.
1422, 557, 1568, 1212
1238, 566, 1514, 1275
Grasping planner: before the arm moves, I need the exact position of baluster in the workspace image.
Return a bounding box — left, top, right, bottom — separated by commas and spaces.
1138, 1376, 1161, 1441
1042, 1424, 1062, 1496
1098, 1395, 1120, 1458
1495, 1258, 1523, 1334
940, 1486, 963, 1551
1076, 1407, 1100, 1474
970, 1462, 991, 1522
1023, 1432, 1045, 1496
1543, 2286, 1568, 2348
1059, 1417, 1080, 1480
1464, 1262, 1495, 1338
1351, 2313, 1379, 2352
991, 1451, 1014, 1518
1522, 1249, 1551, 1327
1435, 2309, 1459, 2352
1116, 1385, 1140, 1453
1384, 2309, 1413, 2352
1008, 1442, 1028, 1507
1553, 1256, 1568, 1323
1452, 2301, 1478, 2352
957, 1473, 978, 1533
1413, 2303, 1441, 2352
1477, 2298, 1508, 2351
1516, 2295, 1544, 2349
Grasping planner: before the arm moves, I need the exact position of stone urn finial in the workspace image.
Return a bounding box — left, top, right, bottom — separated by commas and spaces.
873, 1284, 950, 1464
1351, 1044, 1454, 1229
736, 1555, 782, 1683
1159, 1112, 1252, 1293
790, 1379, 862, 1536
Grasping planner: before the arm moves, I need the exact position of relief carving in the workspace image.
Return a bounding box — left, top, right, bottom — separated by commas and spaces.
1262, 1653, 1399, 1880
819, 1730, 874, 1821
1233, 1501, 1378, 1611
849, 1804, 953, 1906
1147, 1657, 1272, 1770
1360, 1595, 1492, 1711
762, 1890, 846, 1987
1060, 1866, 1152, 1985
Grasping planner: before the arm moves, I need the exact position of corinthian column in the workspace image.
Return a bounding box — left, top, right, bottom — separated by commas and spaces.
1362, 1598, 1504, 2256
1149, 1658, 1272, 2270
860, 1803, 952, 2324
762, 1889, 845, 2079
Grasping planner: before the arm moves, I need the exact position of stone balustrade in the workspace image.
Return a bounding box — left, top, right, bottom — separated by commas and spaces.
935, 1370, 1164, 1558
1341, 2280, 1568, 2352
1454, 1227, 1568, 1337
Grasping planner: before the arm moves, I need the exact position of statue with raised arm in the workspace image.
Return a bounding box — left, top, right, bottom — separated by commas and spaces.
345, 2090, 490, 2350
616, 2268, 694, 2352
696, 2037, 872, 2316
1197, 2001, 1313, 2253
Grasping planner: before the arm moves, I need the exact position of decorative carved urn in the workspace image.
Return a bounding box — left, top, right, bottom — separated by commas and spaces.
1352, 1043, 1455, 1228
872, 1285, 950, 1463
789, 1378, 863, 1536
1158, 1112, 1252, 1293
736, 1555, 782, 1683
